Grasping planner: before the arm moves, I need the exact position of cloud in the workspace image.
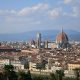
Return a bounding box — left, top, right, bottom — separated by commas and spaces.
48, 7, 62, 18
18, 3, 48, 16
10, 10, 16, 14
18, 7, 32, 16
0, 3, 48, 16
63, 6, 80, 18
72, 6, 80, 17
0, 9, 17, 16
58, 0, 80, 5
58, 0, 80, 18
64, 0, 73, 4
58, 0, 73, 5
5, 15, 41, 25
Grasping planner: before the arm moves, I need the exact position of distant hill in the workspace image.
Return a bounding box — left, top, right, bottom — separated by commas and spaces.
0, 30, 80, 41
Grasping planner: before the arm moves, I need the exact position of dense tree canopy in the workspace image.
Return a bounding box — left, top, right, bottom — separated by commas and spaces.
0, 64, 79, 80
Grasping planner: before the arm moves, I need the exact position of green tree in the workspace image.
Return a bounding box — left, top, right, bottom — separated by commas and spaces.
56, 69, 64, 80
73, 68, 80, 80
18, 70, 32, 80
26, 70, 32, 80
50, 73, 57, 80
64, 77, 76, 80
18, 71, 26, 80
24, 62, 29, 69
3, 65, 17, 80
33, 76, 43, 80
0, 73, 3, 80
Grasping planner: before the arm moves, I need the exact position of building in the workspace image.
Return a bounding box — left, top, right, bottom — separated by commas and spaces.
0, 58, 24, 71
0, 45, 21, 52
68, 62, 80, 71
45, 41, 48, 48
29, 62, 50, 72
0, 59, 10, 67
56, 28, 69, 48
10, 59, 24, 71
36, 33, 41, 49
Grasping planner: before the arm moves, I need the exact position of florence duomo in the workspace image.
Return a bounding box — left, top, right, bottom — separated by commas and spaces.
56, 28, 70, 48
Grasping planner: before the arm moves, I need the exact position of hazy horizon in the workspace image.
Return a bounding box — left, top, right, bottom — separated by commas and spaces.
0, 29, 80, 41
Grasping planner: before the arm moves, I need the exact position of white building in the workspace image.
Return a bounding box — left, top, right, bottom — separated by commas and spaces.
0, 58, 24, 71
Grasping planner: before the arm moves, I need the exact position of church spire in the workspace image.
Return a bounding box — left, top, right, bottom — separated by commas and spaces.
61, 27, 63, 33
61, 27, 64, 39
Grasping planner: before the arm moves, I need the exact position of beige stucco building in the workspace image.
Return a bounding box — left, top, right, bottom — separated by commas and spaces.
68, 62, 80, 71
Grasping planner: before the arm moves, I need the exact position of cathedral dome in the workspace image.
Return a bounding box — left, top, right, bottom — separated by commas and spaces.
56, 32, 68, 43
56, 29, 69, 48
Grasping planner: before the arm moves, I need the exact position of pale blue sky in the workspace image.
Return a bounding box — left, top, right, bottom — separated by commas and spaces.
0, 0, 80, 33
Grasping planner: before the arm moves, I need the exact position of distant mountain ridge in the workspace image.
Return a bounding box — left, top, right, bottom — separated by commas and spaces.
0, 30, 80, 41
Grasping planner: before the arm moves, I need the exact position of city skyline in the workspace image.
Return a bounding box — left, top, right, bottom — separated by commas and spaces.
0, 0, 80, 33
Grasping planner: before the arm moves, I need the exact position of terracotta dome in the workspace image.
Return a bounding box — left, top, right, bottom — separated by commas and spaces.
56, 29, 69, 48
56, 32, 68, 44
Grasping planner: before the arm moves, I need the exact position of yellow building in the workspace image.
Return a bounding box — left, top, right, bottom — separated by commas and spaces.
68, 62, 80, 71
29, 62, 37, 71
29, 62, 49, 71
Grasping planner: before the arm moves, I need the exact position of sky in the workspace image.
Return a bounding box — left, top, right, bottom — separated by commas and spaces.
0, 0, 80, 33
